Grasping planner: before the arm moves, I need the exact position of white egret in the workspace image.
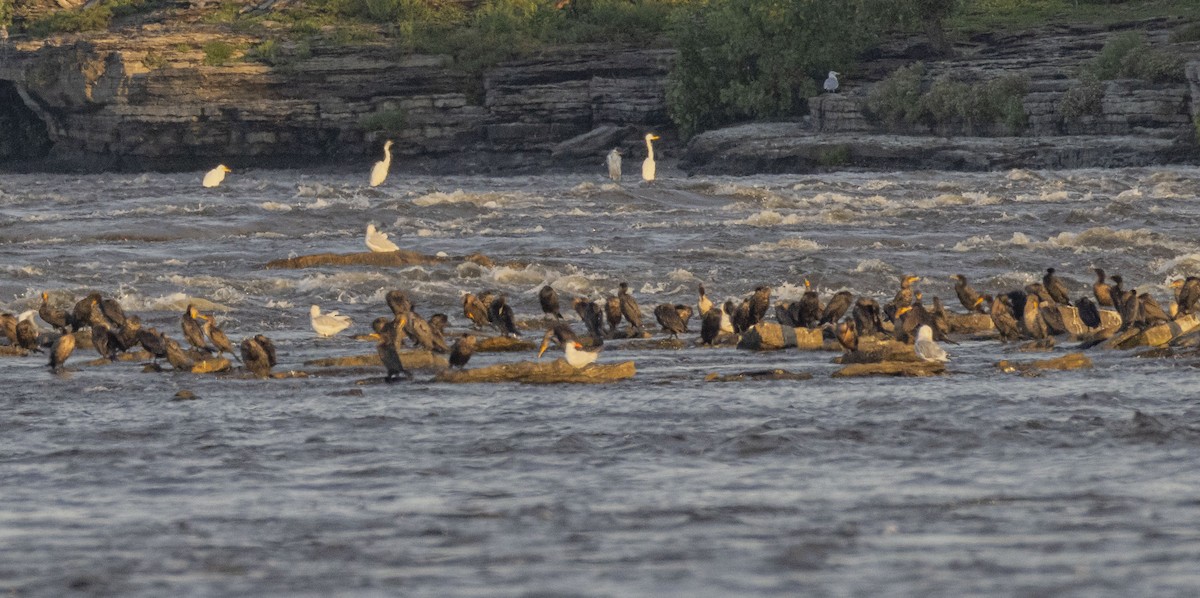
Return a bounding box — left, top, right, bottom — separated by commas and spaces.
606, 148, 622, 182
914, 325, 949, 362
365, 223, 399, 253
641, 133, 660, 182
202, 164, 231, 188
310, 305, 352, 337
370, 139, 394, 187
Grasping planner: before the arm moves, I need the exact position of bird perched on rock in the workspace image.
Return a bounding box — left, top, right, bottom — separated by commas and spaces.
462, 293, 490, 329
241, 335, 275, 378
653, 304, 687, 339
824, 71, 840, 93
914, 325, 949, 362
48, 333, 75, 372
564, 341, 600, 369
539, 285, 563, 319
449, 334, 477, 369
310, 305, 352, 337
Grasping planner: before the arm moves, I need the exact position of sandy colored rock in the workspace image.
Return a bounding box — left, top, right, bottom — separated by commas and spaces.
835, 341, 919, 364
996, 352, 1092, 373
832, 360, 945, 378
436, 359, 635, 384
705, 369, 813, 382
946, 312, 994, 334
191, 357, 231, 374
1106, 315, 1200, 349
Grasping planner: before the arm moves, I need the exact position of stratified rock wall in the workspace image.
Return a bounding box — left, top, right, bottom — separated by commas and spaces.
0, 32, 673, 171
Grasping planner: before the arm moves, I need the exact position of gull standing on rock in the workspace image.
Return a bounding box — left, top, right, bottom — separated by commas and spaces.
914, 325, 949, 362
202, 164, 231, 188
824, 71, 840, 93
365, 223, 400, 252
606, 148, 622, 182
641, 133, 660, 182
310, 305, 352, 337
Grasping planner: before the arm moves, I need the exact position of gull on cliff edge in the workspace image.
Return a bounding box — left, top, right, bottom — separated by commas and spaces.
824, 71, 840, 93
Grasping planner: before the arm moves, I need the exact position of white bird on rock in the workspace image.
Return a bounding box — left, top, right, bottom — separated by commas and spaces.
641, 133, 660, 182
564, 341, 599, 369
824, 71, 840, 93
310, 304, 352, 337
914, 324, 949, 362
202, 164, 231, 188
606, 148, 622, 182
365, 223, 399, 253
370, 139, 393, 187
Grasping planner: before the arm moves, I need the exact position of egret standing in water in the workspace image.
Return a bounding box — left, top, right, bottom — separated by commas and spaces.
202, 164, 231, 188
641, 133, 660, 182
606, 148, 622, 182
370, 139, 394, 187
824, 71, 840, 93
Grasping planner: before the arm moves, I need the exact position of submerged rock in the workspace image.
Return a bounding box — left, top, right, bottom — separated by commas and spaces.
304, 350, 448, 370
831, 361, 945, 378
705, 369, 813, 382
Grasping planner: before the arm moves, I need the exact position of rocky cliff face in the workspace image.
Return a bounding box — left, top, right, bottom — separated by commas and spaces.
0, 28, 673, 172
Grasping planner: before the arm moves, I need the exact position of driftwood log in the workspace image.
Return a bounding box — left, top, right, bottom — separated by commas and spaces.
436, 359, 635, 384
264, 250, 496, 270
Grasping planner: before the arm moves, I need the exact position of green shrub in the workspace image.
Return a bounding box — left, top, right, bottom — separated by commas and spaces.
818, 145, 852, 167
1057, 73, 1104, 120
667, 0, 882, 138
202, 40, 237, 66
25, 5, 114, 35
1170, 22, 1200, 43
245, 39, 281, 64
1085, 31, 1185, 83
141, 50, 168, 70
359, 109, 407, 135
865, 63, 926, 128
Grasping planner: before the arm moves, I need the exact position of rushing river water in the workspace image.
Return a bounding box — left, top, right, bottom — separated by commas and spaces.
3, 165, 1200, 596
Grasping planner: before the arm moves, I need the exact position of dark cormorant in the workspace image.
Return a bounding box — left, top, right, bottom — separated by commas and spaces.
835, 320, 858, 352
1139, 292, 1170, 325
138, 328, 168, 363
1043, 268, 1071, 306
1021, 295, 1050, 340
449, 334, 477, 368
1172, 277, 1200, 317
653, 304, 687, 338
181, 305, 214, 353
886, 275, 920, 320
1093, 269, 1114, 307
604, 296, 623, 336
462, 293, 490, 329
405, 311, 450, 353
48, 333, 75, 372
732, 299, 752, 333
573, 297, 605, 340
697, 284, 714, 318
674, 305, 693, 331
39, 292, 71, 332
115, 315, 142, 353
618, 282, 643, 336
254, 335, 277, 369
203, 317, 239, 362
385, 289, 412, 317
797, 290, 822, 328
775, 301, 798, 328
539, 285, 563, 319
950, 275, 986, 313
91, 324, 119, 361
852, 297, 885, 337
990, 295, 1022, 342
376, 317, 409, 382
537, 323, 578, 358
15, 312, 41, 352
163, 337, 196, 371
819, 291, 853, 326
748, 286, 771, 326
71, 292, 103, 331
488, 295, 520, 337
0, 312, 15, 345
1024, 283, 1055, 306
99, 297, 126, 327
1076, 297, 1102, 329
240, 336, 273, 378
700, 307, 722, 345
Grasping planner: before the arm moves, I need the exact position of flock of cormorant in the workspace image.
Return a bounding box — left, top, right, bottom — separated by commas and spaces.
5, 263, 1195, 381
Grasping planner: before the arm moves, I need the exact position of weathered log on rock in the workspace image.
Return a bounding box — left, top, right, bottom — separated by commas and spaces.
737, 323, 824, 351
1107, 315, 1200, 349
705, 369, 813, 382
264, 250, 495, 269
947, 312, 994, 334
435, 359, 635, 384
476, 336, 537, 353
304, 350, 448, 369
835, 341, 919, 364
996, 352, 1092, 373
832, 360, 945, 378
